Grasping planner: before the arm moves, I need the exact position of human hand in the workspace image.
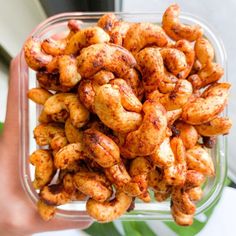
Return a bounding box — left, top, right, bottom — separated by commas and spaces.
0, 56, 92, 236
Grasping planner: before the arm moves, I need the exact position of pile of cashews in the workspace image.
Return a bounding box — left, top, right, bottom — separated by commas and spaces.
24, 4, 232, 225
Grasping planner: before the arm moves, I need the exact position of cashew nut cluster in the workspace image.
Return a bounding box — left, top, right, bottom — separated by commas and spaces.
25, 4, 231, 226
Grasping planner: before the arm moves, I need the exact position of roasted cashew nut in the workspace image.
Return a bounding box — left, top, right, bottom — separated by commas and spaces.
94, 84, 142, 133
162, 4, 203, 41
109, 79, 142, 113
64, 26, 110, 55
104, 162, 131, 187
171, 202, 194, 226
127, 157, 152, 202
86, 191, 132, 222
195, 117, 232, 136
78, 79, 96, 113
150, 137, 175, 168
27, 88, 52, 105
194, 37, 214, 67
136, 47, 177, 93
63, 173, 86, 201
123, 23, 169, 55
160, 48, 187, 76
54, 143, 84, 169
39, 184, 71, 206
109, 21, 131, 45
175, 121, 199, 149
77, 43, 136, 78
58, 55, 81, 87
51, 56, 75, 80
149, 79, 193, 111
186, 187, 203, 201
92, 70, 115, 84
33, 123, 67, 151
182, 82, 230, 125
189, 63, 224, 89
38, 109, 53, 123
172, 187, 196, 215
167, 109, 182, 127
148, 169, 171, 202
121, 100, 167, 158
163, 137, 187, 186
97, 13, 118, 33
123, 68, 144, 100
78, 71, 115, 113
73, 171, 112, 202
24, 37, 53, 70
186, 145, 215, 176
83, 128, 121, 168
174, 40, 195, 79
37, 200, 56, 221
41, 19, 81, 56
30, 149, 55, 189
44, 93, 90, 128
36, 71, 71, 92
184, 170, 205, 190
65, 118, 83, 143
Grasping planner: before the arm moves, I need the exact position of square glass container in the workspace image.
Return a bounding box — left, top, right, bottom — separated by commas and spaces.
19, 12, 227, 221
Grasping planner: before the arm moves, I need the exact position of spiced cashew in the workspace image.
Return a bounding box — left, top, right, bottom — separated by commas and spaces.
41, 19, 81, 56
136, 47, 177, 93
24, 37, 52, 70
160, 48, 187, 76
148, 169, 171, 202
174, 40, 195, 79
30, 150, 55, 189
148, 79, 193, 111
54, 143, 84, 169
73, 171, 112, 202
163, 137, 187, 186
195, 117, 232, 136
37, 200, 56, 221
175, 121, 199, 149
194, 37, 214, 66
64, 26, 110, 55
104, 162, 131, 187
36, 71, 71, 92
162, 4, 203, 41
77, 43, 136, 78
94, 84, 142, 133
44, 93, 89, 128
150, 137, 175, 168
182, 82, 230, 125
123, 23, 169, 55
186, 145, 215, 176
83, 128, 121, 168
121, 100, 167, 158
27, 88, 52, 105
33, 123, 67, 151
65, 118, 83, 143
86, 191, 132, 222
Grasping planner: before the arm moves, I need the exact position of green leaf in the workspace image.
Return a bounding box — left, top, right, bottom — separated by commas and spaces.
0, 122, 3, 133
84, 222, 122, 236
224, 177, 232, 186
122, 221, 156, 236
164, 219, 206, 236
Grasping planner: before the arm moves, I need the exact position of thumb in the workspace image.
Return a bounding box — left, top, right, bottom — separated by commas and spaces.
2, 55, 22, 143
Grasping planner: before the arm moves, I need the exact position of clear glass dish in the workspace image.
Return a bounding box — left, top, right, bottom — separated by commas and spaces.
19, 12, 227, 221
